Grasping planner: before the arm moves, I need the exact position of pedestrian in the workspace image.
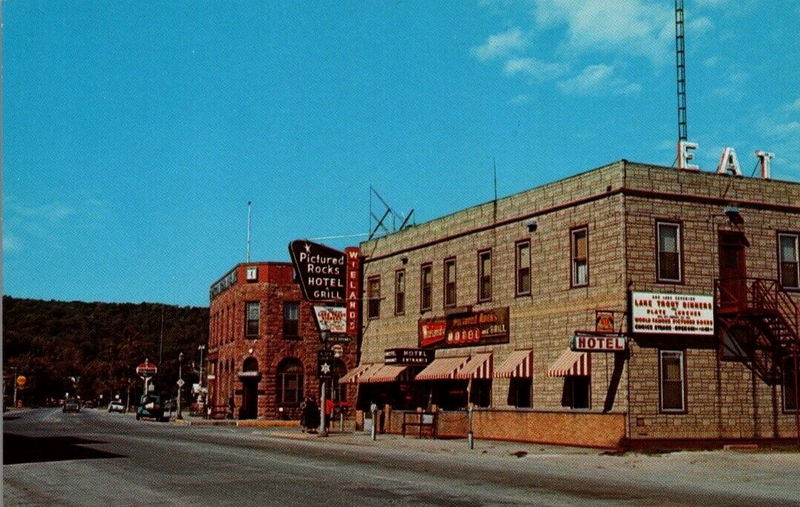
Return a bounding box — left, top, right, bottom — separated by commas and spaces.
305, 397, 320, 433
227, 395, 235, 419
299, 396, 309, 432
324, 398, 334, 430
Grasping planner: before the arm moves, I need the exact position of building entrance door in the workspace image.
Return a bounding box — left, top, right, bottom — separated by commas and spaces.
718, 231, 748, 311
241, 379, 258, 419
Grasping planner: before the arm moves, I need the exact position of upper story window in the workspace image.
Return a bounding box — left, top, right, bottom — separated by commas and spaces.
394, 270, 406, 316
246, 266, 258, 282
478, 249, 492, 302
444, 258, 457, 308
420, 263, 433, 312
778, 232, 799, 289
283, 302, 299, 338
659, 350, 686, 413
657, 221, 682, 283
515, 240, 531, 296
245, 302, 260, 338
367, 276, 381, 319
571, 226, 589, 287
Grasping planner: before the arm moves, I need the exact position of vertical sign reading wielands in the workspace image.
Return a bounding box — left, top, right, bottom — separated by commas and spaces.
345, 247, 361, 337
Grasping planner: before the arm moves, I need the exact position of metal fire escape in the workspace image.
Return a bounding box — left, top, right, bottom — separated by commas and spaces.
715, 278, 800, 384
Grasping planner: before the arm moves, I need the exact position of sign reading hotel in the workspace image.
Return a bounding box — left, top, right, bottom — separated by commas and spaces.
418, 307, 510, 349
631, 291, 714, 336
384, 348, 434, 365
571, 334, 626, 352
288, 240, 346, 302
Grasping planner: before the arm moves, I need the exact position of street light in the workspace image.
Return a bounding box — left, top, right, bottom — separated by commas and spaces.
177, 352, 184, 420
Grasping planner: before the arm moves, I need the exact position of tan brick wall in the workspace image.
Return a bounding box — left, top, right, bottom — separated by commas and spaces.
356, 161, 800, 444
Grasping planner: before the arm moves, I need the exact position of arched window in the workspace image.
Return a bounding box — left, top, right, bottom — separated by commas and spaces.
276, 358, 303, 406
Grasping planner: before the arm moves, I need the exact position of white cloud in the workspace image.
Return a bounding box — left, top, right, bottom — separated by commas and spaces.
711, 68, 749, 101
507, 94, 532, 105
788, 98, 800, 111
558, 64, 641, 96
503, 57, 569, 80
532, 0, 673, 64
688, 16, 714, 32
471, 27, 528, 62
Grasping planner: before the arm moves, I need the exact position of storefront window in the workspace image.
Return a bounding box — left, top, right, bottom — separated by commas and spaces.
660, 350, 685, 412
562, 376, 590, 409
469, 379, 492, 408
508, 377, 532, 408
276, 358, 303, 406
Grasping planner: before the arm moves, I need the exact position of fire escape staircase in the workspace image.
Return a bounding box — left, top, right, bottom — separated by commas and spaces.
714, 278, 800, 385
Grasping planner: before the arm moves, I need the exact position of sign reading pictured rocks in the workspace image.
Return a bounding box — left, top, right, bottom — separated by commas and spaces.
288, 240, 347, 303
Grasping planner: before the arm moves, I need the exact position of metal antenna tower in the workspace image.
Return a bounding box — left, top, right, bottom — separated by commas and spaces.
675, 0, 688, 142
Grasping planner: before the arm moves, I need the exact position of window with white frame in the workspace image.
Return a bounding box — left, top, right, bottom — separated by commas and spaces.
516, 240, 531, 296
478, 249, 492, 302
444, 258, 457, 308
420, 263, 433, 312
245, 302, 260, 338
394, 270, 406, 316
660, 350, 686, 412
571, 227, 588, 287
657, 221, 682, 282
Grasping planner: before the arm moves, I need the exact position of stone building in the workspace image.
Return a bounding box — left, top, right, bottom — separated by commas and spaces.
348, 159, 800, 448
206, 262, 356, 420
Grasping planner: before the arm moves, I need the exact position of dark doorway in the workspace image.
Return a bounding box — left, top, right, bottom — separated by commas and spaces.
241, 379, 258, 419
718, 231, 748, 311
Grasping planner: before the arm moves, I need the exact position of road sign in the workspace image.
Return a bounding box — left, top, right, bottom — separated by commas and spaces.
331, 344, 344, 358
136, 360, 158, 378
16, 375, 26, 388
177, 379, 185, 387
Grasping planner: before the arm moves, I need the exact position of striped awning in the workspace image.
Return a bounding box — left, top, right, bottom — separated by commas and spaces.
338, 363, 375, 384
455, 352, 493, 380
360, 364, 410, 384
494, 350, 533, 378
547, 350, 591, 377
415, 356, 471, 381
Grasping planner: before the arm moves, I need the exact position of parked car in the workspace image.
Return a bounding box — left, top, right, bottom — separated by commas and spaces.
108, 399, 126, 413
63, 399, 81, 413
136, 394, 168, 422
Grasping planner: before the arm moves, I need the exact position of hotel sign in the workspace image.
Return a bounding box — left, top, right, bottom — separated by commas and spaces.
631, 291, 714, 336
313, 305, 347, 335
289, 240, 346, 303
345, 247, 361, 337
571, 334, 626, 352
384, 348, 434, 365
418, 307, 510, 349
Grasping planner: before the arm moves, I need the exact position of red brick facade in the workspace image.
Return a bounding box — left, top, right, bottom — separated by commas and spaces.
207, 262, 356, 420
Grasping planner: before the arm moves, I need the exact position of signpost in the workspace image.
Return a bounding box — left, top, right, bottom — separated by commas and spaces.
136, 359, 158, 397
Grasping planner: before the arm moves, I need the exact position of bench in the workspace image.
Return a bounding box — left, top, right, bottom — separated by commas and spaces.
402, 412, 437, 439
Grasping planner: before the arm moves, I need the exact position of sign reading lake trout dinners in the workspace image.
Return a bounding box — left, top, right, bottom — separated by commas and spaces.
418, 307, 509, 349
289, 240, 346, 302
631, 291, 714, 336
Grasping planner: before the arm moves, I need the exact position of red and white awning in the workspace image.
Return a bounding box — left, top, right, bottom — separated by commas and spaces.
360, 364, 410, 384
415, 356, 471, 381
494, 350, 533, 378
338, 363, 375, 384
547, 350, 591, 377
454, 352, 493, 380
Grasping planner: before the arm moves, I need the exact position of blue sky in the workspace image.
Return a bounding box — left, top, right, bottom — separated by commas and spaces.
4, 0, 799, 308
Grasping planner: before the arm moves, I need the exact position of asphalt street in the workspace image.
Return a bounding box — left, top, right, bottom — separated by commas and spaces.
4, 408, 800, 506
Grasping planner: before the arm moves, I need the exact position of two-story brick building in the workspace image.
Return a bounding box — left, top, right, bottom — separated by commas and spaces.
347, 159, 799, 448
207, 262, 356, 420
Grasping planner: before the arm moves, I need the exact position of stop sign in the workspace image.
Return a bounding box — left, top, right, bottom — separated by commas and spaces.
16, 375, 26, 388
136, 360, 158, 378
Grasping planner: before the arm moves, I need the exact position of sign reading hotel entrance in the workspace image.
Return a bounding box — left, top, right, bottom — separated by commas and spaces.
571, 334, 626, 352
418, 307, 510, 349
384, 348, 434, 365
288, 240, 346, 302
631, 291, 714, 336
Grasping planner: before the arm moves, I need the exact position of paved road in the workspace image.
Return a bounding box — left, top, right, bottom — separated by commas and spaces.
4, 408, 799, 506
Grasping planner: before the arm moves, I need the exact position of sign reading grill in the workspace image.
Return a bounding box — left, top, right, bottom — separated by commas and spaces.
289, 240, 346, 303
